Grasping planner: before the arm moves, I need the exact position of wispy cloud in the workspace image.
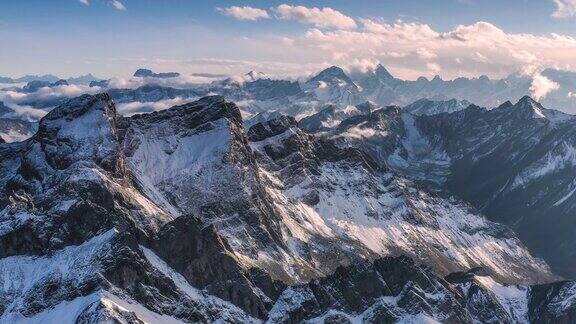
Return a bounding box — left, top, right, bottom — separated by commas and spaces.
274, 4, 357, 29
552, 0, 576, 18
110, 0, 126, 11
217, 6, 269, 21
79, 0, 126, 11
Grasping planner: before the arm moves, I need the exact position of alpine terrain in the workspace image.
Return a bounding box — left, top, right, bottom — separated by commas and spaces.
1, 92, 575, 323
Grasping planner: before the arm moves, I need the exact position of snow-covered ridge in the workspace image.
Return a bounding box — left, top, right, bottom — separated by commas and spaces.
1, 93, 576, 322
248, 115, 555, 284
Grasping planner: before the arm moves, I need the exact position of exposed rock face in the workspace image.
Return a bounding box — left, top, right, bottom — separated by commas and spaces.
269, 256, 470, 323
268, 256, 576, 323
0, 93, 573, 322
529, 281, 576, 323
150, 215, 286, 319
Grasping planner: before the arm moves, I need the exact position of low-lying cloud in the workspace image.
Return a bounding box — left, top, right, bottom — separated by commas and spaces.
0, 84, 102, 121
530, 73, 561, 100
116, 97, 197, 116
107, 73, 224, 90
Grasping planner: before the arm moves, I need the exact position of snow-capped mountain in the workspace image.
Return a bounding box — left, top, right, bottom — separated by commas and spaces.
301, 66, 364, 106
5, 64, 576, 126
1, 93, 572, 322
328, 95, 576, 279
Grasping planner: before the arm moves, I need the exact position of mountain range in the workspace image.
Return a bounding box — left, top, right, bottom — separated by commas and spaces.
3, 64, 576, 122
1, 92, 576, 322
0, 74, 102, 86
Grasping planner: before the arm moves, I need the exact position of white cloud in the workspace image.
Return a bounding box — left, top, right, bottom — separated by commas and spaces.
4, 104, 48, 122
116, 97, 196, 116
111, 0, 126, 11
217, 6, 269, 21
552, 0, 576, 18
0, 84, 101, 119
415, 48, 437, 60
275, 4, 356, 29
296, 20, 576, 79
361, 19, 438, 40
106, 73, 224, 90
78, 0, 125, 11
530, 73, 560, 100
426, 62, 442, 74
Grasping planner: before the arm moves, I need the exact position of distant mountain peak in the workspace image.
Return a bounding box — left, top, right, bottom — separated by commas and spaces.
496, 101, 514, 110
51, 79, 69, 87
134, 68, 180, 78
308, 65, 353, 84
374, 64, 394, 80
515, 95, 548, 118
245, 70, 267, 81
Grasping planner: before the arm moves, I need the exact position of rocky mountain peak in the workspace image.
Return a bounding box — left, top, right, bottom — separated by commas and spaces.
513, 95, 548, 119
374, 64, 394, 80
36, 93, 123, 173
432, 75, 443, 83
42, 93, 116, 121
308, 66, 353, 85
247, 114, 297, 142
134, 68, 180, 78
356, 101, 379, 114
245, 70, 267, 81
51, 79, 69, 87
496, 100, 514, 110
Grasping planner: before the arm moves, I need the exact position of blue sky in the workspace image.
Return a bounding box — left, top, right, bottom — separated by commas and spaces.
1, 0, 576, 79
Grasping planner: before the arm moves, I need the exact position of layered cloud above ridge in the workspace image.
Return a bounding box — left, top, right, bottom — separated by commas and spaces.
0, 84, 102, 121
211, 4, 576, 83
